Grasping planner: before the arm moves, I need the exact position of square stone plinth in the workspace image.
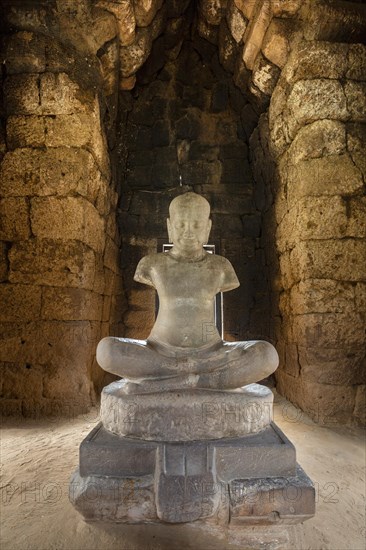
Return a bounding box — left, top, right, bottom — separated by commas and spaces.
80, 422, 296, 481
70, 422, 315, 525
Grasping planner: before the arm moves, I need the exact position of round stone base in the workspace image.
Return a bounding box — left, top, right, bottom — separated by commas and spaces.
100, 381, 273, 441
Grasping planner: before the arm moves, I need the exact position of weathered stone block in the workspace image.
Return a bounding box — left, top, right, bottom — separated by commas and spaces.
70, 469, 157, 522
97, 0, 136, 45
262, 19, 291, 69
128, 288, 155, 309
9, 240, 96, 289
298, 346, 365, 386
42, 288, 103, 321
1, 362, 43, 400
208, 193, 252, 215
242, 0, 272, 70
347, 123, 366, 179
176, 113, 200, 140
355, 282, 366, 312
252, 53, 280, 96
230, 465, 315, 525
276, 372, 357, 424
282, 343, 300, 377
292, 312, 365, 349
240, 103, 259, 140
43, 363, 92, 402
0, 198, 30, 241
286, 41, 348, 82
0, 243, 8, 282
346, 44, 366, 81
344, 81, 366, 122
40, 73, 91, 115
277, 196, 349, 250
150, 163, 179, 188
210, 214, 243, 238
234, 0, 254, 20
0, 148, 102, 201
0, 284, 42, 322
99, 39, 119, 96
211, 81, 229, 111
354, 385, 366, 424
123, 308, 155, 331
120, 27, 152, 78
103, 236, 120, 273
292, 239, 366, 282
289, 279, 355, 316
199, 0, 226, 26
286, 154, 363, 202
299, 381, 357, 425
3, 31, 46, 74
287, 120, 346, 163
102, 294, 111, 322
3, 75, 41, 115
346, 196, 366, 238
181, 160, 222, 186
218, 19, 237, 73
152, 120, 170, 147
0, 318, 99, 371
287, 79, 348, 138
219, 141, 248, 159
221, 157, 251, 184
6, 115, 45, 149
242, 215, 261, 237
134, 0, 163, 26
30, 197, 105, 253
226, 2, 247, 44
196, 14, 219, 45
91, 8, 119, 53
0, 399, 22, 417
271, 0, 301, 17
44, 113, 94, 148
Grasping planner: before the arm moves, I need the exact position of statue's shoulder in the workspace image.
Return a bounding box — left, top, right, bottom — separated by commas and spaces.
137, 252, 164, 266
134, 253, 163, 287
206, 253, 233, 269
206, 254, 240, 291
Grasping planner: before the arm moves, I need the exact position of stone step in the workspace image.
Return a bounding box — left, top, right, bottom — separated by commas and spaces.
79, 421, 296, 480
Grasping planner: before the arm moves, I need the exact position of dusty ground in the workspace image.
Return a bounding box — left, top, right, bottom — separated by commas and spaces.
1, 393, 365, 550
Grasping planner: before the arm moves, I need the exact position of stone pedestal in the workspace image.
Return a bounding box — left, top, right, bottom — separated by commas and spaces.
101, 380, 274, 440
70, 383, 315, 527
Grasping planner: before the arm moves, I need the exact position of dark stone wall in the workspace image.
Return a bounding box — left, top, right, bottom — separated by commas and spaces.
116, 32, 272, 344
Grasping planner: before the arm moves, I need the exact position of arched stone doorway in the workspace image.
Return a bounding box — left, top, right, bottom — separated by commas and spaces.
0, 0, 365, 424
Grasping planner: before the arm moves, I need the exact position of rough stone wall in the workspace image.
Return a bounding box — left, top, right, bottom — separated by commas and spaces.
251, 37, 366, 424
113, 0, 309, 345
0, 0, 365, 424
0, 1, 124, 416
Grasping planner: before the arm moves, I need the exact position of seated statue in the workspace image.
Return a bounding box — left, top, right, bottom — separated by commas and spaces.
97, 192, 279, 393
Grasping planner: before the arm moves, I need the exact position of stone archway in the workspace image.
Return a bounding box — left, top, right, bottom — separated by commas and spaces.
0, 0, 365, 424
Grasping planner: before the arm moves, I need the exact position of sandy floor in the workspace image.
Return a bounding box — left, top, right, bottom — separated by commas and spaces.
1, 393, 365, 550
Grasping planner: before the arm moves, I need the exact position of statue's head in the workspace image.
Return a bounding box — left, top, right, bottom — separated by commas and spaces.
167, 192, 212, 253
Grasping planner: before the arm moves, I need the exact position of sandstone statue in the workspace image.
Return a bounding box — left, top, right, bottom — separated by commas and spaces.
97, 192, 279, 393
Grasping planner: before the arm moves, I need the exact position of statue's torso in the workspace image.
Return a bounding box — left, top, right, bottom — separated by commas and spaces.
135, 252, 239, 349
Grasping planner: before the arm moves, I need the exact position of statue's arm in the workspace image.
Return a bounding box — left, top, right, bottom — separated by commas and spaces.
219, 257, 240, 292
133, 255, 155, 288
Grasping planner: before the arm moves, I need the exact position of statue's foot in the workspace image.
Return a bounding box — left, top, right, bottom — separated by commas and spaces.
123, 374, 200, 394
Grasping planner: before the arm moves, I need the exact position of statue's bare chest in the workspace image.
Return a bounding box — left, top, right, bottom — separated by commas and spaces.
150, 257, 222, 300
